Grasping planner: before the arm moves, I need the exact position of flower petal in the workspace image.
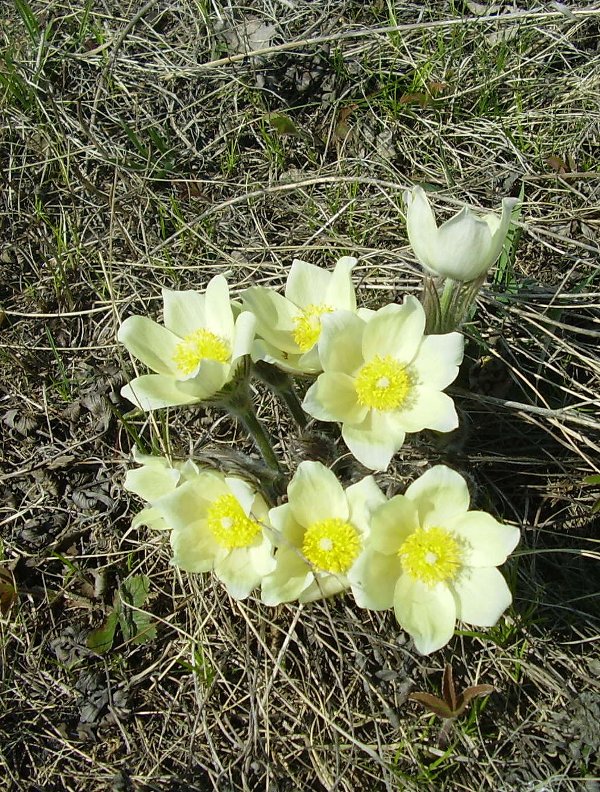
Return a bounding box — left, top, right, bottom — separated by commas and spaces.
346, 475, 387, 535
205, 275, 235, 341
287, 461, 349, 526
362, 298, 426, 363
318, 311, 365, 374
170, 520, 221, 573
242, 288, 299, 353
231, 310, 256, 361
214, 539, 274, 600
298, 572, 348, 602
118, 316, 180, 375
325, 256, 357, 311
124, 463, 180, 502
285, 258, 332, 307
411, 332, 464, 390
349, 549, 403, 610
486, 197, 519, 268
302, 373, 368, 424
155, 475, 226, 531
448, 512, 520, 567
453, 566, 512, 626
394, 576, 456, 655
398, 388, 458, 433
162, 289, 206, 337
369, 496, 419, 554
121, 375, 206, 410
260, 546, 312, 605
405, 186, 440, 273
342, 411, 406, 471
405, 465, 470, 527
433, 208, 494, 280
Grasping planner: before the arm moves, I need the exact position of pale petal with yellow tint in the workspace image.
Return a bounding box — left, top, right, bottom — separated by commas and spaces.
205, 274, 234, 341
404, 465, 470, 527
411, 332, 464, 391
447, 511, 520, 567
394, 576, 456, 655
298, 573, 349, 603
397, 388, 458, 433
361, 298, 425, 364
118, 316, 180, 376
349, 549, 402, 610
260, 546, 313, 605
287, 461, 348, 527
342, 410, 406, 472
285, 258, 333, 307
453, 566, 512, 626
324, 255, 357, 310
121, 375, 208, 410
303, 372, 368, 424
162, 288, 206, 338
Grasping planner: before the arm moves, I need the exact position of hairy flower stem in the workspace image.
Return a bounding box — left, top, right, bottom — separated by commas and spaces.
251, 361, 308, 429
220, 385, 282, 475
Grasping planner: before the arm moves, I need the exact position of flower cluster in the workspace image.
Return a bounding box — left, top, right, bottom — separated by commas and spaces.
125, 457, 519, 655
118, 185, 519, 655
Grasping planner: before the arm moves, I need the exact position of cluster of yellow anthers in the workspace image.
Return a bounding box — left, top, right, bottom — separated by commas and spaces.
119, 186, 519, 654
126, 455, 519, 655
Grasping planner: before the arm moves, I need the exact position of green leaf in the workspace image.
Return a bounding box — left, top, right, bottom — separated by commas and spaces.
118, 575, 156, 645
87, 610, 119, 653
266, 113, 302, 137
583, 474, 600, 485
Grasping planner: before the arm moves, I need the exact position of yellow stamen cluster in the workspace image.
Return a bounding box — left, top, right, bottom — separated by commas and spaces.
398, 527, 462, 586
355, 355, 411, 411
292, 304, 334, 352
302, 517, 361, 574
172, 329, 231, 376
207, 494, 261, 550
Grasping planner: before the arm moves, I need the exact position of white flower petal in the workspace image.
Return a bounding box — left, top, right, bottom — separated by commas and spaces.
405, 465, 470, 527
155, 475, 226, 530
285, 258, 332, 307
205, 275, 234, 341
362, 298, 426, 363
318, 311, 365, 374
411, 332, 464, 391
261, 546, 313, 605
394, 575, 456, 655
349, 549, 403, 610
214, 542, 274, 600
242, 288, 300, 353
118, 316, 180, 375
405, 186, 440, 273
453, 566, 512, 626
325, 256, 357, 310
121, 375, 206, 410
398, 388, 458, 433
170, 520, 221, 573
342, 411, 406, 471
303, 373, 368, 424
369, 496, 419, 554
487, 197, 520, 267
162, 289, 206, 337
287, 461, 349, 526
448, 512, 520, 567
231, 310, 256, 361
124, 464, 180, 501
346, 475, 387, 535
298, 573, 348, 602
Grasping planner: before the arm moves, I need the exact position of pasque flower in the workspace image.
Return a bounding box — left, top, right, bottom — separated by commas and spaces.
302, 296, 463, 471
261, 461, 386, 605
151, 470, 275, 600
349, 465, 520, 654
405, 185, 518, 282
118, 274, 256, 410
241, 256, 358, 374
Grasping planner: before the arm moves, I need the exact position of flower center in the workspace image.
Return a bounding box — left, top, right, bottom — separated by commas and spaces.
207, 494, 261, 550
172, 329, 231, 376
398, 527, 462, 586
355, 355, 411, 411
302, 517, 361, 574
293, 304, 334, 352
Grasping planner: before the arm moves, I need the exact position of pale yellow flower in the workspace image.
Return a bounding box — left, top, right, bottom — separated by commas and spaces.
302, 296, 463, 470
241, 256, 358, 374
261, 461, 386, 605
118, 274, 255, 410
405, 185, 518, 281
349, 465, 520, 654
